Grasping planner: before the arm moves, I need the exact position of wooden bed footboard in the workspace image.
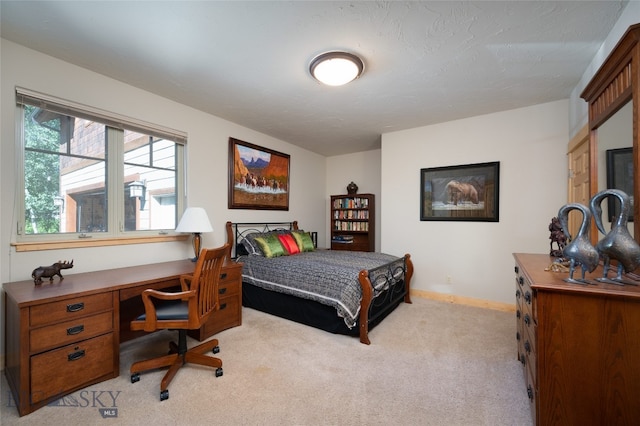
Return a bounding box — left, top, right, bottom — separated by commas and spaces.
358, 254, 413, 344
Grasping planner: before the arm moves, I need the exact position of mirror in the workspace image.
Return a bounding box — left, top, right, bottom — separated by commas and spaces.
596, 101, 633, 237
581, 23, 640, 244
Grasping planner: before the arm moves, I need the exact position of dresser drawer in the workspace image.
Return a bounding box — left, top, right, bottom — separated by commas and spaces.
30, 293, 113, 327
525, 363, 537, 426
31, 333, 114, 404
30, 311, 114, 354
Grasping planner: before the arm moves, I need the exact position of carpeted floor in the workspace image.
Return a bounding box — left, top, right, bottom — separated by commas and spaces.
1, 297, 532, 425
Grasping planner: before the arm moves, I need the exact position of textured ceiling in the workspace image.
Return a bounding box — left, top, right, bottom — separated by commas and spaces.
0, 1, 629, 156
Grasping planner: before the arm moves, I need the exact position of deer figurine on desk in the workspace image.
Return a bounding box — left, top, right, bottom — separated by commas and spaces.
31, 260, 74, 285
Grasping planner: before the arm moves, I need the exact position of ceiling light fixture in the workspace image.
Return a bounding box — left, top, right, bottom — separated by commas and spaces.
309, 51, 364, 86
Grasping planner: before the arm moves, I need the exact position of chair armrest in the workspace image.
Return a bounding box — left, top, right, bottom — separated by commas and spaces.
139, 288, 196, 331
179, 274, 193, 292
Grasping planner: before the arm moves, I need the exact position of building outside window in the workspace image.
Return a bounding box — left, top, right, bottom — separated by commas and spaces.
17, 88, 185, 243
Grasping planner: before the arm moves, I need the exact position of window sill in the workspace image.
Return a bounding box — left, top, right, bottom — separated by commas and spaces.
12, 234, 189, 252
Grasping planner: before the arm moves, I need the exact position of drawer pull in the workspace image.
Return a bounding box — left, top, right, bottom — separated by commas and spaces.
527, 385, 534, 401
219, 288, 227, 295
524, 314, 531, 326
220, 303, 227, 310
516, 289, 521, 299
524, 291, 532, 304
67, 302, 85, 312
514, 265, 519, 274
220, 273, 227, 279
516, 310, 521, 319
516, 331, 521, 341
525, 341, 531, 354
68, 349, 86, 362
520, 354, 526, 366
67, 325, 85, 335
518, 276, 524, 286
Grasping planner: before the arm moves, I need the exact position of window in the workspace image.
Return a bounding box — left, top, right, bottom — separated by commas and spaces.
16, 88, 186, 244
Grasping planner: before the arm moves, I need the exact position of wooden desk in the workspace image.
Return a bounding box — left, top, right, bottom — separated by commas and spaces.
3, 259, 242, 417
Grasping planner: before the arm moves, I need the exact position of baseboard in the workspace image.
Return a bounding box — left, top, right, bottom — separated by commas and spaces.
411, 289, 516, 312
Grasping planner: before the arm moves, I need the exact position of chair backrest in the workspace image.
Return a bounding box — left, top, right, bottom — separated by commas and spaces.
188, 243, 230, 328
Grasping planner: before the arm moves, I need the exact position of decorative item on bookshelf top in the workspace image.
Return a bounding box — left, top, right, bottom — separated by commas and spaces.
347, 181, 359, 194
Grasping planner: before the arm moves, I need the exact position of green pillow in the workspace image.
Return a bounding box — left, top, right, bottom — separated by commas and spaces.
254, 234, 286, 258
292, 231, 315, 252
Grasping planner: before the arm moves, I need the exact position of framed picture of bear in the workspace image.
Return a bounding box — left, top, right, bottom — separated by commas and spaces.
420, 161, 500, 222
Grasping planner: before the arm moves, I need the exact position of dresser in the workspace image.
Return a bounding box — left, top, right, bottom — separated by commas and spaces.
3, 259, 242, 416
514, 253, 640, 425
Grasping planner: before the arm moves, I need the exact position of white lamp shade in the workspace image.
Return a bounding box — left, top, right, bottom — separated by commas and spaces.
175, 207, 213, 233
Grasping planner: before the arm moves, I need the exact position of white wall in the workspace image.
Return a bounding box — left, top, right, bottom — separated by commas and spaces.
326, 149, 381, 251
0, 39, 327, 363
0, 39, 327, 282
381, 100, 568, 304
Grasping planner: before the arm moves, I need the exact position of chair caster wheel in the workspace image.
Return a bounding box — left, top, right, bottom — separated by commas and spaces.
215, 367, 223, 377
131, 373, 140, 383
160, 390, 169, 401
213, 345, 220, 354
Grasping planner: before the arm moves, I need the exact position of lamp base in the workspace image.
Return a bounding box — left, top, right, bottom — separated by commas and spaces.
192, 232, 202, 261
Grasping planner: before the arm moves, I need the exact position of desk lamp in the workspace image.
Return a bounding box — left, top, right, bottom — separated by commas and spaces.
175, 207, 213, 261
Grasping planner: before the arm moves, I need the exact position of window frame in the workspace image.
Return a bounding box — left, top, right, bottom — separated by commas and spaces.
13, 88, 187, 251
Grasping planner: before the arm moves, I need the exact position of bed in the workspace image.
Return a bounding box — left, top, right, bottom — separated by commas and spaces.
225, 221, 413, 344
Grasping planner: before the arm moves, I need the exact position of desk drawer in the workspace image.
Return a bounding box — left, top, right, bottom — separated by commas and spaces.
219, 274, 240, 297
211, 294, 241, 330
30, 311, 114, 354
31, 333, 114, 404
220, 267, 241, 287
30, 293, 113, 327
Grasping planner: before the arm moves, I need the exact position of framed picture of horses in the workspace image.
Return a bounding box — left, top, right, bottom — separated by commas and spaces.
228, 137, 290, 210
420, 161, 499, 222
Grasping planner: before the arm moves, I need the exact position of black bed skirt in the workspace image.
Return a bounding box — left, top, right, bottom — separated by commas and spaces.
241, 279, 406, 337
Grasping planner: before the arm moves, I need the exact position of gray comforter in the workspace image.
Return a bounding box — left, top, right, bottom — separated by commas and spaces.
236, 250, 405, 328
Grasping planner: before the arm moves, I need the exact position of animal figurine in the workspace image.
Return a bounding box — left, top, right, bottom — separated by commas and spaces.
590, 189, 640, 285
31, 260, 74, 285
558, 203, 599, 284
548, 216, 566, 258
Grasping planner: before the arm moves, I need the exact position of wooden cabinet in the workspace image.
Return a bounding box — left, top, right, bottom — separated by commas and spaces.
330, 193, 375, 251
4, 289, 119, 415
3, 259, 242, 417
188, 262, 243, 341
514, 253, 640, 425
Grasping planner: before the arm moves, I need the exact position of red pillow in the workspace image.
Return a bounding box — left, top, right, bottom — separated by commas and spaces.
278, 234, 300, 255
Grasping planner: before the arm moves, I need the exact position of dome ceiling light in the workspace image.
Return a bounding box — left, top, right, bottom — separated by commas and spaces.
309, 51, 364, 86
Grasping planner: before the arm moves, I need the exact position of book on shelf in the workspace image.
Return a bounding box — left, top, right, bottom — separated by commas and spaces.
332, 235, 354, 244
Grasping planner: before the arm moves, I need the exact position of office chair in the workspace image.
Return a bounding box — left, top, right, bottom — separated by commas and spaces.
129, 243, 230, 401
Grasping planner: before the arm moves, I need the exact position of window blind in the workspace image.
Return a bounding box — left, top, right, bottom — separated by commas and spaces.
16, 87, 187, 145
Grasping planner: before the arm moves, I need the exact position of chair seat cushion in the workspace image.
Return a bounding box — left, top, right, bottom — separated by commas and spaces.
136, 300, 189, 321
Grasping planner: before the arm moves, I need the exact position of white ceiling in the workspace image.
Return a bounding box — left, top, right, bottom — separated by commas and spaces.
0, 1, 629, 156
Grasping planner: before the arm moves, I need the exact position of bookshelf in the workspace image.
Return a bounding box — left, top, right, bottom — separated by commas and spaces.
330, 193, 375, 251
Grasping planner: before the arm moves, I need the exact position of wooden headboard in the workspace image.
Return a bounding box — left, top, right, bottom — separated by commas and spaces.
225, 221, 299, 259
